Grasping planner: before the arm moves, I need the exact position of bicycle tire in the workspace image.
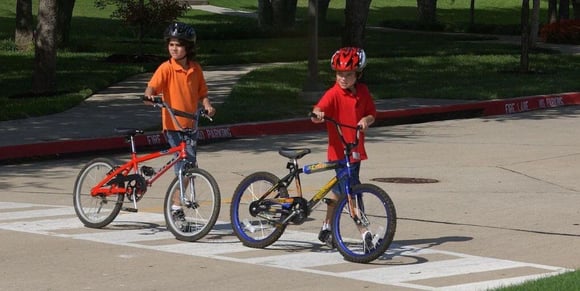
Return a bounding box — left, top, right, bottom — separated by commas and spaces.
230, 171, 286, 248
73, 158, 124, 228
164, 167, 221, 242
332, 183, 397, 263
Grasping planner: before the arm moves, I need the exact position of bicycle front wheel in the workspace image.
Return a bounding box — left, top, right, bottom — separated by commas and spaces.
73, 158, 124, 228
230, 172, 286, 248
164, 167, 221, 242
333, 183, 397, 263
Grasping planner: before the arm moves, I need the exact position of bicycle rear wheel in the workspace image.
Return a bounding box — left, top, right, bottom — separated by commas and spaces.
164, 167, 221, 242
230, 172, 286, 248
332, 183, 397, 263
73, 158, 124, 228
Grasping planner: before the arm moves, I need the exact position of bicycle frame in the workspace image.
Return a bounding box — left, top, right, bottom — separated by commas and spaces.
254, 115, 363, 225
89, 97, 209, 204
89, 137, 190, 197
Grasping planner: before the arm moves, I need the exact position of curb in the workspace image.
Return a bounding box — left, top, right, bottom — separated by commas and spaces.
1, 92, 579, 163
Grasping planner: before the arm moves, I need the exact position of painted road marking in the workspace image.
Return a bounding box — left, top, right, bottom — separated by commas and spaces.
0, 202, 571, 290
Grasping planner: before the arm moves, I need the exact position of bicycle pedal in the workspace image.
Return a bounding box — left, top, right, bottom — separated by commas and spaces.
122, 207, 138, 213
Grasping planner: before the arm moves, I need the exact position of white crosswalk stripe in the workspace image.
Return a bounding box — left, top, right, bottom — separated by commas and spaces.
0, 202, 570, 290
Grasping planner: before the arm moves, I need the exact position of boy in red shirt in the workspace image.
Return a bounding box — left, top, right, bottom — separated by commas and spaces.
311, 47, 377, 248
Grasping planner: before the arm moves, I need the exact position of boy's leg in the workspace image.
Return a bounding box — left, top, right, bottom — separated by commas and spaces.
164, 131, 197, 208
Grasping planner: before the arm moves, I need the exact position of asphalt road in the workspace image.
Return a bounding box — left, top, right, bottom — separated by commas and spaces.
1, 106, 580, 291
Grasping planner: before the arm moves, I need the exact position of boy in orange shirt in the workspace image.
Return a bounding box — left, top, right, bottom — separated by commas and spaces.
144, 22, 215, 217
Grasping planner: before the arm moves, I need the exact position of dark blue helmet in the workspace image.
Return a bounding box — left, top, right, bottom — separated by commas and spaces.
164, 22, 196, 44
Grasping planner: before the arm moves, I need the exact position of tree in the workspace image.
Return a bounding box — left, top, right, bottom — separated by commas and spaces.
257, 0, 298, 28
548, 0, 557, 23
559, 0, 570, 20
33, 0, 58, 95
417, 0, 438, 25
520, 0, 531, 73
15, 0, 33, 51
318, 0, 331, 22
343, 0, 371, 47
529, 0, 540, 47
56, 0, 77, 46
469, 0, 475, 27
574, 0, 580, 19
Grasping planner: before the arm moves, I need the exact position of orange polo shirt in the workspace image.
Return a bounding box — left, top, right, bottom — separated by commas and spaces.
147, 59, 208, 130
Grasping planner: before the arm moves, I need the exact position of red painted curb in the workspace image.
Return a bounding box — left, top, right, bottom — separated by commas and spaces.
2, 92, 579, 162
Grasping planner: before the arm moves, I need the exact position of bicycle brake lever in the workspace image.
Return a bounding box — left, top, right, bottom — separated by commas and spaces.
200, 109, 213, 122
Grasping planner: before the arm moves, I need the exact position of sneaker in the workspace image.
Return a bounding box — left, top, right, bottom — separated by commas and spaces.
171, 208, 187, 231
362, 231, 375, 253
318, 229, 335, 248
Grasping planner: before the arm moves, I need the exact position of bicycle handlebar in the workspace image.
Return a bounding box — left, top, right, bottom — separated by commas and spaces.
142, 96, 213, 122
309, 112, 361, 149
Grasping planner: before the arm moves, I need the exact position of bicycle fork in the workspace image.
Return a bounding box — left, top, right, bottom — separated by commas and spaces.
346, 193, 370, 228
177, 166, 199, 209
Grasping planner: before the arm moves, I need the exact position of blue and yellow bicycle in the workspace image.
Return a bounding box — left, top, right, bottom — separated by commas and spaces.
230, 113, 397, 263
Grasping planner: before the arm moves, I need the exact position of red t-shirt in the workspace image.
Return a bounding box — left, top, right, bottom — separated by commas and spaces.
147, 59, 208, 131
315, 82, 377, 162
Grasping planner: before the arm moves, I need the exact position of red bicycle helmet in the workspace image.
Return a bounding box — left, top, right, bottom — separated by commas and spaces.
330, 47, 367, 72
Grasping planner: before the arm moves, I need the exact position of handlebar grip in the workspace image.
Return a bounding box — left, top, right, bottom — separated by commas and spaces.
142, 96, 162, 103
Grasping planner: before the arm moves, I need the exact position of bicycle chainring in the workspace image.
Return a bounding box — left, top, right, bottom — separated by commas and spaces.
125, 174, 147, 202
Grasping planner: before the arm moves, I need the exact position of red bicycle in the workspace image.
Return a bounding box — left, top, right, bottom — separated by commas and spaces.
73, 97, 220, 242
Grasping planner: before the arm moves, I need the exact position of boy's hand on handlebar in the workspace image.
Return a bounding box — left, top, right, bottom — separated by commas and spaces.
142, 95, 154, 105
142, 95, 162, 106
357, 115, 375, 131
204, 105, 216, 117
357, 119, 370, 131
310, 111, 324, 123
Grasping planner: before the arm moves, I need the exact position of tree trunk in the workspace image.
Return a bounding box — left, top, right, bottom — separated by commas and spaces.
343, 0, 371, 47
547, 0, 558, 23
417, 0, 438, 25
318, 0, 331, 22
56, 0, 76, 46
15, 0, 34, 51
572, 0, 580, 19
469, 0, 475, 27
520, 0, 530, 73
271, 0, 296, 28
33, 0, 58, 95
257, 0, 273, 27
559, 0, 570, 20
529, 0, 540, 47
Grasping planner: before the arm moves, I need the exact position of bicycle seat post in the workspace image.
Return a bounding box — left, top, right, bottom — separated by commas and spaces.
129, 135, 138, 154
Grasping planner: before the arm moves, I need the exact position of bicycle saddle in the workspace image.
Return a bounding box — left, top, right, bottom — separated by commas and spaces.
278, 147, 311, 159
114, 128, 144, 137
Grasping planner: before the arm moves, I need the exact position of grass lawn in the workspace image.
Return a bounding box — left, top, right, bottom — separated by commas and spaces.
1, 0, 579, 123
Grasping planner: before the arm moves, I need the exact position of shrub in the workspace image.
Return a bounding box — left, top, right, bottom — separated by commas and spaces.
540, 19, 580, 44
94, 0, 188, 38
